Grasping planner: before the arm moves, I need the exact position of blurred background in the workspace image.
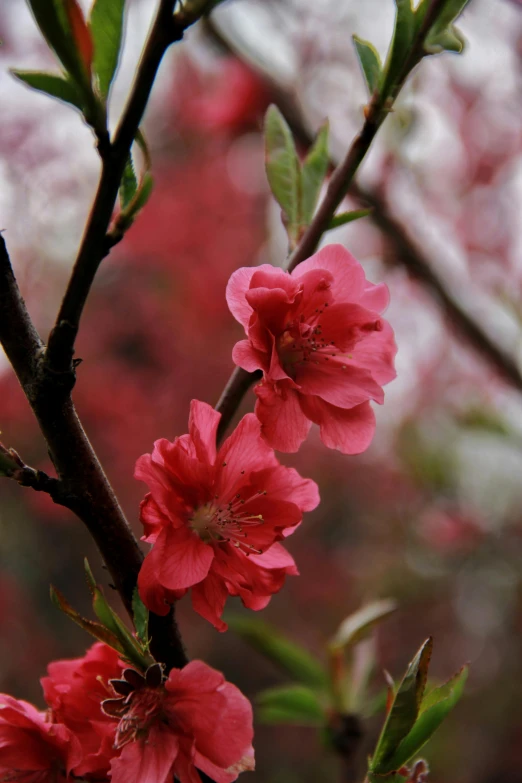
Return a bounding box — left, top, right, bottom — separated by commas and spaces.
1, 0, 522, 781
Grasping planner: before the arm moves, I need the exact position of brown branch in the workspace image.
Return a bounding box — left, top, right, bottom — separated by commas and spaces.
1, 2, 230, 681
44, 0, 197, 376
0, 235, 187, 668
213, 3, 522, 439
352, 184, 522, 392
0, 445, 63, 496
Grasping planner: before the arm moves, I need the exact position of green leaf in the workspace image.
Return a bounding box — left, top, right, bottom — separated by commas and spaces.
228, 615, 328, 689
89, 0, 126, 99
257, 684, 324, 725
353, 35, 382, 96
301, 121, 329, 226
384, 666, 468, 771
264, 104, 301, 246
330, 599, 397, 652
50, 585, 124, 652
131, 172, 153, 213
26, 0, 90, 89
132, 587, 149, 647
11, 70, 84, 112
84, 559, 152, 671
328, 209, 372, 230
425, 25, 465, 54
370, 638, 433, 773
381, 0, 417, 98
120, 154, 138, 210
116, 172, 154, 233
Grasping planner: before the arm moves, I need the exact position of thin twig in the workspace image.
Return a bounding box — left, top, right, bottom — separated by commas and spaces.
215, 2, 449, 436
45, 0, 192, 375
0, 235, 188, 668
352, 183, 522, 392
213, 1, 522, 441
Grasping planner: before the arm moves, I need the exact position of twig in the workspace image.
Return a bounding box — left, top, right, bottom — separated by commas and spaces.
0, 445, 63, 496
352, 183, 522, 392
45, 0, 195, 375
214, 3, 443, 435
215, 368, 262, 443
0, 217, 186, 671
213, 2, 522, 440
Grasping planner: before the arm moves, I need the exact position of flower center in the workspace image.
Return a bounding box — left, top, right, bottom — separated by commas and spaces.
189, 494, 266, 555
277, 312, 332, 374
277, 306, 383, 376
115, 686, 164, 749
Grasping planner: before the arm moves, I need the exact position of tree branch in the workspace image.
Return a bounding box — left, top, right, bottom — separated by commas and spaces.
212, 4, 522, 439
351, 183, 522, 392
0, 227, 187, 673
45, 0, 189, 376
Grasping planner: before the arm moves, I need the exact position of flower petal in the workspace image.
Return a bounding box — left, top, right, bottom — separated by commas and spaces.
190, 573, 229, 632
188, 400, 220, 465
351, 319, 397, 386
254, 381, 311, 453
300, 397, 376, 454
216, 413, 277, 498
248, 541, 298, 572
226, 266, 258, 328
296, 360, 384, 408
109, 724, 179, 783
231, 339, 267, 373
139, 525, 214, 605
168, 662, 254, 771
250, 466, 320, 512
360, 281, 390, 312
292, 244, 366, 301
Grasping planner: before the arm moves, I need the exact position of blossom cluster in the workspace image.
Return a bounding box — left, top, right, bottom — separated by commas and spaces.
137, 245, 396, 625
0, 642, 254, 783
1, 244, 395, 783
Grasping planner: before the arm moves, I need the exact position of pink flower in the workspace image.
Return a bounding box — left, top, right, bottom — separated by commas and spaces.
0, 694, 81, 782
227, 244, 397, 453
41, 642, 124, 779
136, 399, 319, 630
104, 660, 254, 783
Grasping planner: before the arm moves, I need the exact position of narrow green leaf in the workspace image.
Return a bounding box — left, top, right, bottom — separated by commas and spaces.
384, 666, 468, 771
425, 25, 465, 54
352, 35, 382, 96
228, 615, 328, 689
135, 128, 152, 171
370, 638, 433, 773
415, 0, 469, 55
257, 684, 324, 726
131, 172, 154, 214
330, 599, 397, 651
301, 121, 329, 226
458, 406, 510, 437
89, 0, 126, 99
27, 0, 89, 89
132, 587, 149, 646
117, 172, 154, 233
84, 559, 152, 671
11, 70, 85, 111
380, 0, 417, 99
50, 585, 124, 652
328, 209, 372, 230
120, 155, 138, 210
264, 104, 301, 245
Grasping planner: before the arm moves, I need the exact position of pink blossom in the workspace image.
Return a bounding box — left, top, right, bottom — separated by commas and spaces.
227, 244, 396, 453
136, 399, 319, 629
41, 642, 124, 779
104, 660, 254, 783
0, 694, 81, 782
